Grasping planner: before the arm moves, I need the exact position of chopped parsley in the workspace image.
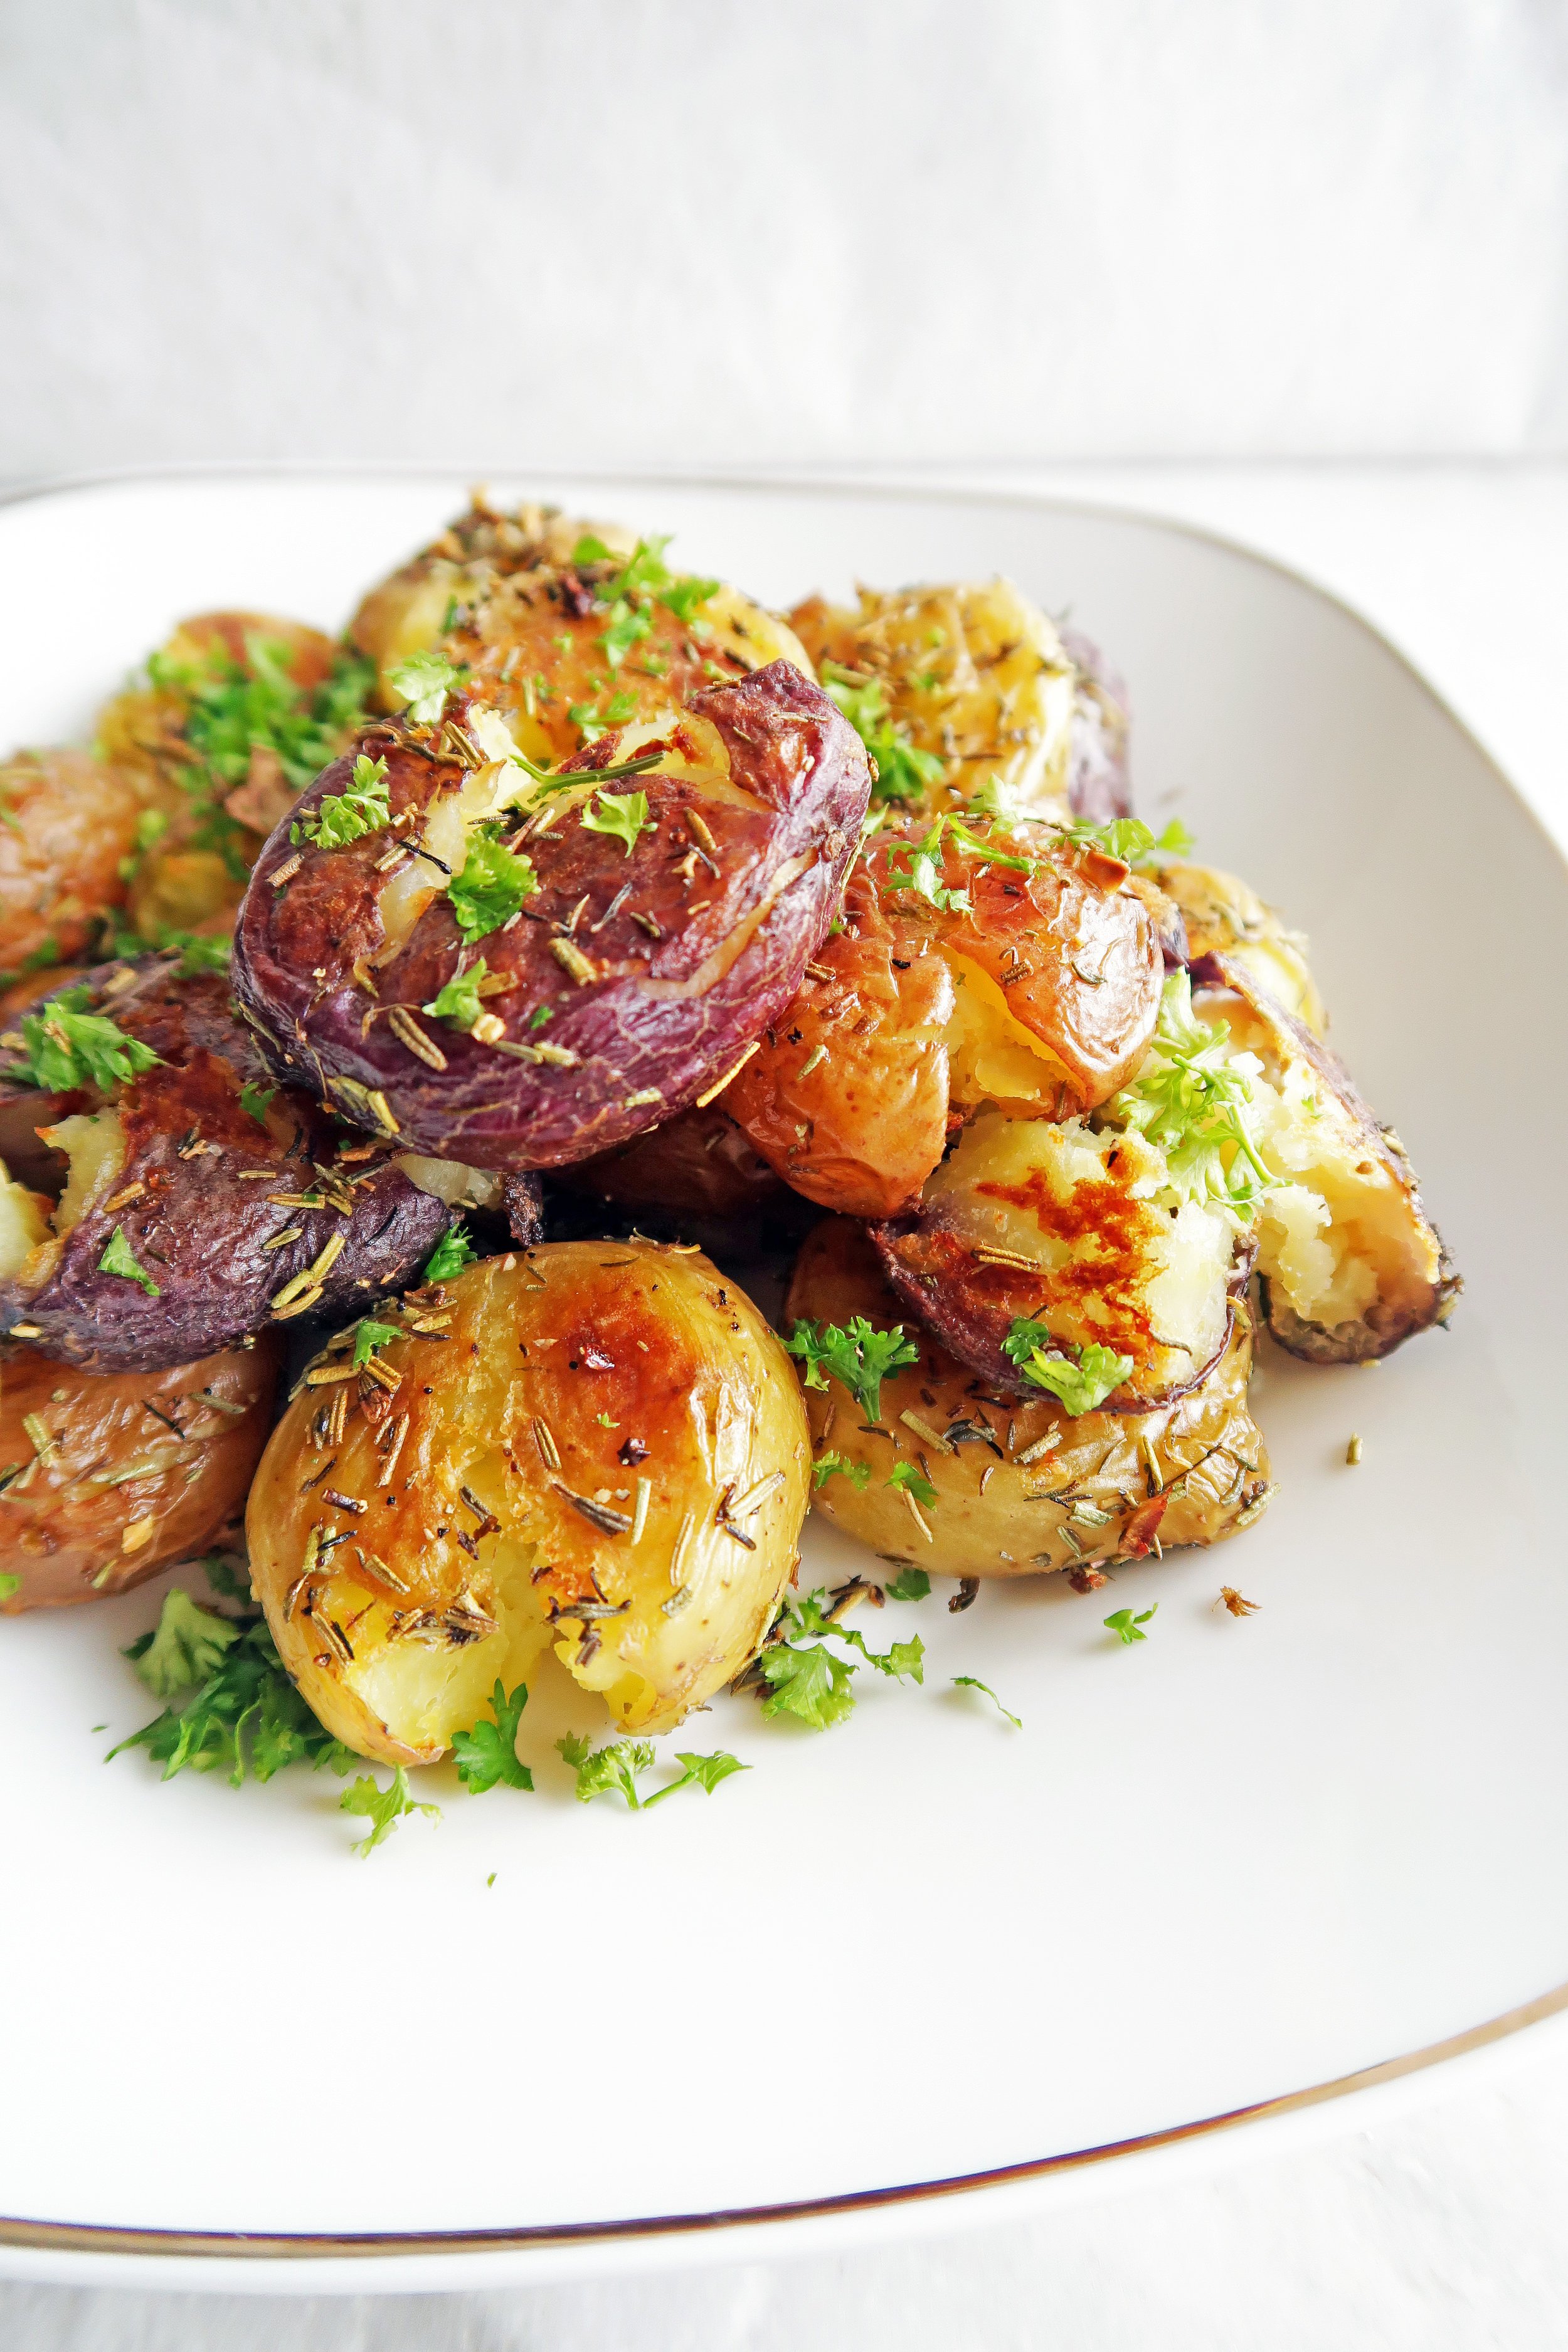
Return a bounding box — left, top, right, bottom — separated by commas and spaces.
821, 663, 946, 805
423, 1222, 476, 1282
388, 650, 464, 726
446, 828, 538, 943
753, 1587, 924, 1732
1104, 1605, 1158, 1645
8, 988, 162, 1093
292, 752, 391, 850
882, 1567, 931, 1601
580, 788, 654, 858
599, 602, 652, 670
0, 1571, 19, 1602
812, 1451, 872, 1493
556, 1733, 746, 1808
1057, 815, 1195, 869
174, 935, 232, 976
568, 689, 638, 744
571, 532, 720, 628
527, 1004, 553, 1029
951, 1674, 1022, 1727
124, 1589, 242, 1701
98, 1226, 161, 1298
452, 1681, 534, 1793
351, 1318, 401, 1369
341, 1766, 441, 1854
785, 1316, 919, 1424
238, 1079, 277, 1124
886, 1461, 939, 1508
423, 958, 487, 1030
883, 817, 971, 913
1000, 1323, 1130, 1414
1108, 971, 1273, 1214
110, 1613, 356, 1785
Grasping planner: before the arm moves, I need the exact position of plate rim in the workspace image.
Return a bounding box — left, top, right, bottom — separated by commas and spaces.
1, 459, 1561, 2273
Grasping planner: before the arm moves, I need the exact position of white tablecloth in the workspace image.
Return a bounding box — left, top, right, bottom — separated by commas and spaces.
6, 459, 1568, 2348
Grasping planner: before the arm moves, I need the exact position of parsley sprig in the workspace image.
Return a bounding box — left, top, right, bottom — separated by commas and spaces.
423, 1222, 476, 1282
1107, 971, 1273, 1214
112, 1592, 357, 1786
453, 1682, 534, 1793
8, 988, 162, 1093
1000, 1323, 1131, 1414
292, 753, 391, 850
785, 1316, 919, 1424
1054, 815, 1195, 869
446, 828, 538, 943
388, 650, 464, 726
341, 1767, 441, 1854
580, 788, 655, 857
556, 1733, 746, 1808
754, 1587, 924, 1731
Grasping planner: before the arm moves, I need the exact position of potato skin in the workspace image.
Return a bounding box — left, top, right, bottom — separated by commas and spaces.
1161, 863, 1326, 1035
788, 1218, 1271, 1579
1059, 627, 1133, 825
561, 1102, 784, 1222
0, 750, 147, 982
246, 1244, 810, 1762
724, 822, 1163, 1217
0, 960, 454, 1371
0, 1336, 278, 1611
232, 664, 872, 1170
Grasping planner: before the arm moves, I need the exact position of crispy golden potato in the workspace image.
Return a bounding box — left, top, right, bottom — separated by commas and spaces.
0, 749, 149, 982
869, 1111, 1249, 1407
350, 495, 812, 746
246, 1242, 810, 1762
724, 822, 1165, 1216
1160, 862, 1326, 1035
787, 1218, 1271, 1579
0, 1337, 279, 1611
1194, 953, 1459, 1362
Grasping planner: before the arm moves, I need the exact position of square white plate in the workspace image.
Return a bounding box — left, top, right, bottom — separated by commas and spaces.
0, 470, 1562, 2289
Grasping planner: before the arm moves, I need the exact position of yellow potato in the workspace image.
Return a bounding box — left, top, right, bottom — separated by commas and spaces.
246, 1242, 810, 1762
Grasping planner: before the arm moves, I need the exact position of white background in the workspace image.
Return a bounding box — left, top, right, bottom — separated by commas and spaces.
6, 3, 1568, 2345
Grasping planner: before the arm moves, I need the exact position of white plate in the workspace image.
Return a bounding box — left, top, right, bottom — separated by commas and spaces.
1, 471, 1562, 2291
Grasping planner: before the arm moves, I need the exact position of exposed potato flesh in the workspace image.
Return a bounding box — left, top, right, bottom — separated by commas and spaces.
871, 1112, 1244, 1406
725, 824, 1163, 1216
0, 749, 149, 982
1160, 863, 1327, 1035
787, 1218, 1271, 1578
246, 1244, 810, 1762
1192, 953, 1458, 1360
0, 1337, 279, 1611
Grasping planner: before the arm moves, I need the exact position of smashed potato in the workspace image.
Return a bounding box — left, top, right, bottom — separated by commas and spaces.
246, 1242, 810, 1762
1160, 862, 1326, 1036
0, 749, 149, 982
788, 1218, 1271, 1579
561, 1102, 785, 1223
0, 1337, 278, 1611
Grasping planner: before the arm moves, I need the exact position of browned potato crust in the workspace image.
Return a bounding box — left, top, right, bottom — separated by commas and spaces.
246, 1244, 810, 1761
1160, 862, 1327, 1035
787, 1218, 1271, 1578
725, 823, 1163, 1216
0, 750, 147, 982
561, 1103, 784, 1221
0, 1337, 279, 1611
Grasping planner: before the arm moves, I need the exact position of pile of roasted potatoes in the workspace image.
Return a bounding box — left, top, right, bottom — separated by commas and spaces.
0, 497, 1458, 1788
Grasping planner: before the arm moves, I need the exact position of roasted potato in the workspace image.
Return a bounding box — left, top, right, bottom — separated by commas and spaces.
724, 820, 1166, 1216
0, 1336, 278, 1611
787, 1217, 1271, 1578
0, 960, 477, 1370
1160, 862, 1327, 1035
788, 578, 1126, 824
233, 665, 871, 1171
350, 495, 812, 741
870, 1110, 1250, 1407
0, 749, 151, 983
246, 1242, 810, 1761
1191, 952, 1459, 1361
561, 1101, 784, 1222
95, 611, 371, 941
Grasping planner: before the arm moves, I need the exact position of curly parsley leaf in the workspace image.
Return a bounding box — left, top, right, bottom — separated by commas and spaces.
388, 650, 463, 726
645, 1750, 748, 1805
1057, 815, 1195, 870
423, 958, 487, 1030
822, 663, 946, 805
99, 1226, 161, 1298
886, 1461, 938, 1508
341, 1766, 441, 1855
447, 828, 538, 943
580, 788, 655, 858
883, 817, 971, 912
882, 1566, 931, 1601
9, 988, 162, 1093
756, 1639, 859, 1730
1000, 1323, 1130, 1414
785, 1316, 919, 1424
812, 1450, 872, 1493
123, 1588, 244, 1700
422, 1221, 476, 1283
239, 1079, 276, 1125
110, 1618, 356, 1786
292, 752, 391, 850
1108, 971, 1272, 1214
352, 1318, 401, 1369
151, 635, 373, 800
558, 1733, 654, 1806
452, 1680, 534, 1794
952, 1673, 1022, 1728
1104, 1604, 1158, 1646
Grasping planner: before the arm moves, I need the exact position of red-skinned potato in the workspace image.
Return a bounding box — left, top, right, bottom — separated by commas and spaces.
0, 959, 482, 1371
869, 1110, 1252, 1408
1192, 951, 1459, 1362
246, 1242, 810, 1761
561, 1101, 784, 1222
724, 822, 1166, 1216
0, 750, 150, 982
0, 1336, 279, 1611
231, 664, 872, 1170
787, 1218, 1272, 1577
